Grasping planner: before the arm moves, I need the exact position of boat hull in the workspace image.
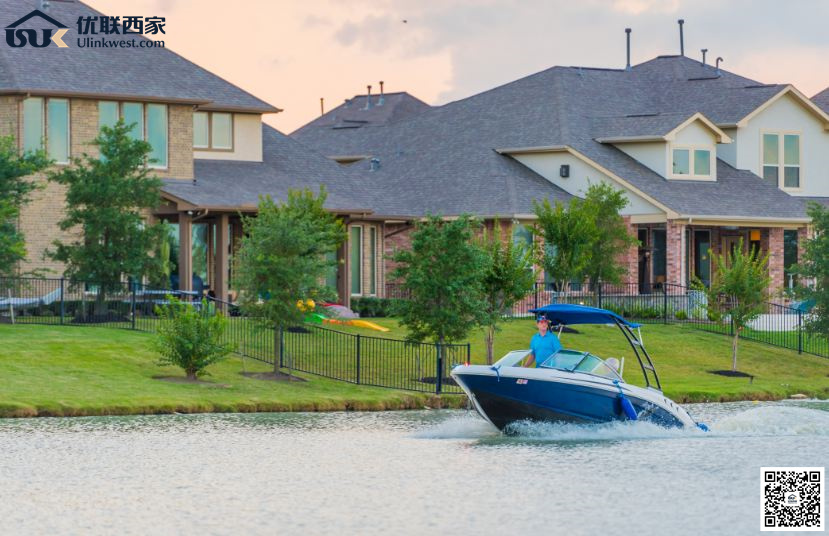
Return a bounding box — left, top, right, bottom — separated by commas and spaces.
452, 365, 695, 431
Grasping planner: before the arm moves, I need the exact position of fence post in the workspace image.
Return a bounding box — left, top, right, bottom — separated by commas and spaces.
435, 344, 443, 395
797, 309, 803, 355
279, 327, 285, 368
130, 283, 136, 330
533, 283, 538, 311
663, 283, 668, 324
466, 343, 471, 365
356, 334, 361, 384
597, 280, 603, 309
59, 278, 65, 325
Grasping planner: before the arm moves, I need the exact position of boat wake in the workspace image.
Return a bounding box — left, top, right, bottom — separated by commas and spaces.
415, 402, 829, 442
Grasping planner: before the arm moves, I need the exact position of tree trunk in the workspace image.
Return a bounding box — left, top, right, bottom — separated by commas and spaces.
94, 288, 107, 317
486, 325, 495, 365
731, 329, 739, 372
186, 370, 197, 381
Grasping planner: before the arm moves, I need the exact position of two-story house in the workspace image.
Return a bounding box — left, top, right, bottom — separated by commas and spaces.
2, 0, 377, 304
293, 55, 829, 296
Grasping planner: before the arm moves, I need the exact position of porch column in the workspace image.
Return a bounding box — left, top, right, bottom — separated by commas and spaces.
214, 213, 230, 307
768, 227, 785, 293
178, 212, 193, 292
666, 220, 687, 287
621, 217, 638, 286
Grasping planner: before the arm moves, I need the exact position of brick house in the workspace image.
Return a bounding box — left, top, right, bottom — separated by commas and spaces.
293, 56, 829, 297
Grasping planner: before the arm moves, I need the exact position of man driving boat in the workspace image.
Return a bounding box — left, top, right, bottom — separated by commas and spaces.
523, 315, 562, 367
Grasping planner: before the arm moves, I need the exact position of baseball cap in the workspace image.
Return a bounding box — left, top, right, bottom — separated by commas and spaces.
536, 315, 549, 323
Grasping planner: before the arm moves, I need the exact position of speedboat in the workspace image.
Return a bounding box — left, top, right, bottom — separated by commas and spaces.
451, 304, 706, 431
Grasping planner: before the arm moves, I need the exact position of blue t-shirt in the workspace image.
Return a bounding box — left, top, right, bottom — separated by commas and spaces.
530, 331, 562, 367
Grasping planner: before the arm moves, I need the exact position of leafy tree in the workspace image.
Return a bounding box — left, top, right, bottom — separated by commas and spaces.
0, 136, 50, 277
391, 215, 488, 375
479, 221, 536, 364
153, 296, 235, 380
234, 188, 346, 373
48, 121, 168, 314
701, 238, 770, 372
795, 203, 829, 338
581, 183, 638, 286
533, 198, 593, 294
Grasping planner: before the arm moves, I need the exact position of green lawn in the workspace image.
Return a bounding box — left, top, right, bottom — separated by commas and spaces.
332, 317, 829, 402
1, 318, 828, 418
0, 324, 460, 418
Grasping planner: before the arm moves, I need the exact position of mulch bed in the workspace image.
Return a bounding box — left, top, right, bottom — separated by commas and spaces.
240, 371, 307, 382
708, 370, 755, 381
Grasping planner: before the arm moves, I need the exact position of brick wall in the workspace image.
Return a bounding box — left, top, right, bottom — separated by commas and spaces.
383, 222, 413, 288
666, 220, 686, 286
620, 216, 638, 285
0, 96, 17, 137
167, 104, 193, 179
767, 227, 785, 293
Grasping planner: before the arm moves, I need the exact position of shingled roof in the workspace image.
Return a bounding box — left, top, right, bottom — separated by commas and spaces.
161, 125, 371, 213
813, 87, 829, 114
0, 0, 278, 113
292, 55, 812, 220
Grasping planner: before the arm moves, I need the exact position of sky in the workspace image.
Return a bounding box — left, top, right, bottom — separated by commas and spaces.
86, 0, 829, 133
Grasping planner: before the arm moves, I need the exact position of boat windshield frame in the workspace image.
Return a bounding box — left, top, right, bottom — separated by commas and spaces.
538, 349, 623, 381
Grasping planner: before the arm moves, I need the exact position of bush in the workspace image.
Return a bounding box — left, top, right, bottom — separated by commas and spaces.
153, 297, 236, 380
350, 297, 401, 318
674, 309, 688, 321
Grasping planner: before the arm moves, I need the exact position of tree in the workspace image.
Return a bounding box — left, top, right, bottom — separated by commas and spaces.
581, 183, 638, 286
795, 203, 829, 337
234, 188, 346, 373
153, 296, 235, 380
391, 215, 488, 376
0, 136, 50, 277
533, 197, 593, 294
702, 238, 770, 372
479, 221, 536, 364
48, 121, 168, 315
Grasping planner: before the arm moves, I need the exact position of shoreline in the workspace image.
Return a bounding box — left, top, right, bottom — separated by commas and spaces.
1, 391, 824, 419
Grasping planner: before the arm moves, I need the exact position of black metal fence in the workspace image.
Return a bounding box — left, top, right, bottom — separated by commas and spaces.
0, 277, 469, 395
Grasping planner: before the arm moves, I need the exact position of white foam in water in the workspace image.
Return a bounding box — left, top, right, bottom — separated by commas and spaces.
414, 413, 499, 439
505, 419, 700, 441
709, 405, 829, 437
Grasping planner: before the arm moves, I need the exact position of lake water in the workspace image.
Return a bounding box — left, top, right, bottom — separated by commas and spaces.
1, 400, 827, 536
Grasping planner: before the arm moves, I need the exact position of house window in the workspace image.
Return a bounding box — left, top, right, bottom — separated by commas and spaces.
350, 226, 362, 295
23, 97, 70, 162
22, 97, 44, 153
369, 227, 377, 295
146, 104, 168, 168
763, 132, 800, 189
193, 112, 209, 148
672, 149, 690, 175
672, 147, 711, 178
193, 111, 233, 150
47, 99, 69, 163
99, 101, 168, 168
122, 102, 144, 141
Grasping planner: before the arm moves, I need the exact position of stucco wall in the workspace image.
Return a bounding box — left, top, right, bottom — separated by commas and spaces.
193, 113, 263, 162
512, 152, 664, 216
615, 142, 666, 178
735, 93, 829, 196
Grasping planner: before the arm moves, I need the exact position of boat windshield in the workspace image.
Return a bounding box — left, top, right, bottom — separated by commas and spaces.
539, 350, 622, 380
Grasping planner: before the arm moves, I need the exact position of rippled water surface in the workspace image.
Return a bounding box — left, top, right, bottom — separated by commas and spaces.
1, 400, 827, 535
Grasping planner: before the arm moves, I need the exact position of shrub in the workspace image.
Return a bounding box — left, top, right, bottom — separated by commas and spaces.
153, 296, 235, 380
674, 309, 688, 321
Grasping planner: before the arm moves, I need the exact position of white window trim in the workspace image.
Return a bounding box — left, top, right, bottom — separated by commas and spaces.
760, 130, 802, 192
368, 226, 378, 296
350, 225, 363, 296
668, 144, 715, 180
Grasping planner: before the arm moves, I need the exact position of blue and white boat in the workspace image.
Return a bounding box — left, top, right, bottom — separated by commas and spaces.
451, 304, 705, 431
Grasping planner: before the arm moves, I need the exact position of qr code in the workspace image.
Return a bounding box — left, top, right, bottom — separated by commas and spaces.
762, 467, 824, 531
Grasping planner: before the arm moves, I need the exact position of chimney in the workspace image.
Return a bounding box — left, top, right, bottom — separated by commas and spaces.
678, 19, 685, 56
320, 98, 324, 116
701, 48, 708, 66
625, 28, 632, 71
365, 85, 372, 110
715, 57, 723, 76
378, 81, 385, 106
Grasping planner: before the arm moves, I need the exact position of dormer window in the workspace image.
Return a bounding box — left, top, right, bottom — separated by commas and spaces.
193, 111, 233, 150
762, 132, 800, 189
671, 147, 711, 179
